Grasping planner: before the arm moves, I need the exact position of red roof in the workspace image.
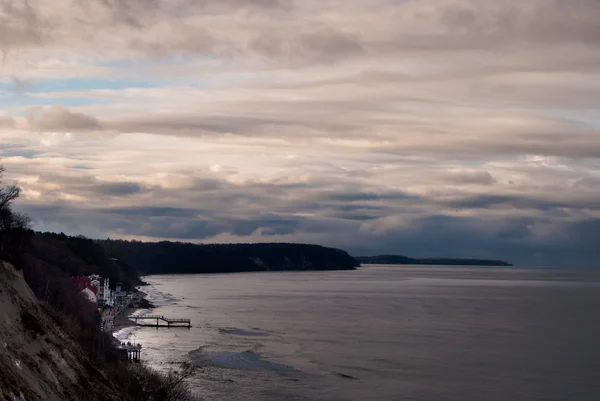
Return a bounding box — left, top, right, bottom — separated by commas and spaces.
72, 276, 98, 295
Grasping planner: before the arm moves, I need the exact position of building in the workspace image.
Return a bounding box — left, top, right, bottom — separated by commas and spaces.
72, 276, 99, 305
72, 274, 116, 307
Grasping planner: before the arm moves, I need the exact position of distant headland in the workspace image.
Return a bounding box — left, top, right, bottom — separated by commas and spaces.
101, 239, 360, 275
356, 254, 512, 266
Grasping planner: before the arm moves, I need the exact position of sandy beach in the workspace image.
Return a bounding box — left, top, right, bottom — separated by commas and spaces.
112, 290, 154, 332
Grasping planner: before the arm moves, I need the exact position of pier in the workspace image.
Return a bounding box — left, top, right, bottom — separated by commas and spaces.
117, 343, 142, 362
133, 315, 191, 328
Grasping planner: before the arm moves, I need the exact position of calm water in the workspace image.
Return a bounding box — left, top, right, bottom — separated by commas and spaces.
117, 265, 600, 401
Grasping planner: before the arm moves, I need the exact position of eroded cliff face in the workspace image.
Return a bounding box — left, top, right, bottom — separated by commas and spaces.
0, 262, 121, 401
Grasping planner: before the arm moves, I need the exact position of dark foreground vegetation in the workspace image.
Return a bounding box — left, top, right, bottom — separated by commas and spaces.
0, 166, 198, 401
356, 254, 512, 266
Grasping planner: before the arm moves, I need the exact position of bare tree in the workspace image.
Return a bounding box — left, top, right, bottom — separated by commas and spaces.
0, 165, 31, 256
0, 165, 20, 213
118, 362, 202, 401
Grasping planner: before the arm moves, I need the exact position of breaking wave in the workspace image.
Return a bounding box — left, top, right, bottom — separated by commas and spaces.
139, 285, 180, 306
113, 326, 138, 342
218, 328, 270, 337
188, 347, 295, 372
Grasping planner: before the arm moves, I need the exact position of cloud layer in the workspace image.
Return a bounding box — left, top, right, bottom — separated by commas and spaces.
1, 0, 600, 266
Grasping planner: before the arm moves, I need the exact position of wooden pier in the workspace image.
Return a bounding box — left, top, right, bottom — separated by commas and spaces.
133, 315, 191, 328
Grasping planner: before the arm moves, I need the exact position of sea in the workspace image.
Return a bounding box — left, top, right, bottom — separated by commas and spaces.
115, 265, 600, 401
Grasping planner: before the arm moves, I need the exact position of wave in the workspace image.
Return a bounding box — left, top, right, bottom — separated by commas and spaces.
141, 286, 180, 306
188, 347, 295, 372
130, 309, 152, 319
113, 326, 138, 342
334, 372, 359, 380
218, 328, 270, 337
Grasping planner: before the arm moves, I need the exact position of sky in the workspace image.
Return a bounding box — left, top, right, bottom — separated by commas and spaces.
1, 0, 599, 266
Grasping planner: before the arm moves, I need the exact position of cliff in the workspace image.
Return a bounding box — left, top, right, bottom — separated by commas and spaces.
0, 262, 122, 401
101, 241, 360, 275
356, 255, 512, 266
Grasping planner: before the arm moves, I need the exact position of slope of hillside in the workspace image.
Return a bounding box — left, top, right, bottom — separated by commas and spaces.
0, 262, 122, 401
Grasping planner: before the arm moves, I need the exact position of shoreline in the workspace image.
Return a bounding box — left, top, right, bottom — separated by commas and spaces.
112, 290, 155, 334
112, 306, 138, 331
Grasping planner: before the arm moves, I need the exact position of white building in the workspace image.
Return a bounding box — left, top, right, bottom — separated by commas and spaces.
89, 274, 115, 306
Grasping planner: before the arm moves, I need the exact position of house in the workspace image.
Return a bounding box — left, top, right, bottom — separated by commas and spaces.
72, 276, 99, 305
72, 274, 117, 307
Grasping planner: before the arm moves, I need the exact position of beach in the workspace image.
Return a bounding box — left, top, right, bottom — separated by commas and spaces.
112, 290, 154, 332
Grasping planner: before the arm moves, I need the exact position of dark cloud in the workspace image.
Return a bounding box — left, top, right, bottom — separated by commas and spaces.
98, 206, 202, 218
35, 173, 146, 198
328, 211, 381, 221
574, 176, 600, 190
0, 116, 15, 127
229, 214, 301, 236
381, 130, 600, 160
27, 106, 104, 132
94, 182, 144, 196
0, 0, 46, 50
188, 177, 226, 192
442, 171, 497, 186
15, 199, 600, 267
446, 194, 600, 212
346, 215, 600, 267
324, 190, 420, 202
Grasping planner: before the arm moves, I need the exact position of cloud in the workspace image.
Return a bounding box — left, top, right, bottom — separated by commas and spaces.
574, 176, 600, 190
5, 76, 33, 93
14, 198, 600, 266
1, 0, 600, 266
445, 194, 600, 212
0, 116, 15, 127
441, 170, 497, 186
27, 106, 104, 132
29, 173, 147, 199
0, 0, 46, 50
251, 28, 364, 63
94, 181, 145, 196
324, 190, 420, 203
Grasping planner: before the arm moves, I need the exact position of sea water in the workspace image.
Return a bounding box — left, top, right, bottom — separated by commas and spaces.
123, 265, 600, 401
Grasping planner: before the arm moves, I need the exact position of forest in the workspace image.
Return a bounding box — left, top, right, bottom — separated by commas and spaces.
102, 239, 359, 275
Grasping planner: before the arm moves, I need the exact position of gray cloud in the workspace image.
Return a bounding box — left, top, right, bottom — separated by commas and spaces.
442, 171, 497, 186
14, 198, 600, 266
251, 28, 364, 63
0, 116, 15, 127
32, 173, 147, 198
27, 106, 104, 132
94, 182, 145, 196
2, 0, 600, 267
574, 176, 600, 190
324, 190, 420, 203
0, 0, 46, 50
446, 194, 600, 212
